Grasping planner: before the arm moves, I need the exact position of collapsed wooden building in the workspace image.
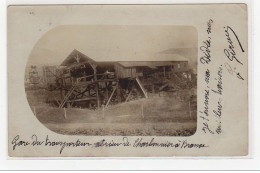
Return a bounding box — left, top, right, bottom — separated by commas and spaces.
43, 49, 196, 109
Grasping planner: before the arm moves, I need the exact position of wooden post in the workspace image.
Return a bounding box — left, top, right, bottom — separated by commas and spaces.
116, 79, 121, 103
125, 86, 134, 102
105, 87, 116, 108
63, 107, 67, 119
141, 102, 144, 120
93, 66, 100, 109
102, 105, 105, 119
96, 83, 100, 109
54, 97, 60, 106
136, 77, 148, 98
189, 100, 192, 119
163, 66, 166, 78
105, 82, 109, 102
43, 66, 46, 86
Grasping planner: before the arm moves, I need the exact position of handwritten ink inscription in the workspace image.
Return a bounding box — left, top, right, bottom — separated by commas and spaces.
211, 66, 223, 95
199, 20, 245, 135
223, 26, 245, 80
200, 19, 213, 65
199, 19, 223, 135
11, 135, 209, 154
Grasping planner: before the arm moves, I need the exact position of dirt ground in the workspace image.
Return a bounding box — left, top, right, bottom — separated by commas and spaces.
26, 88, 197, 136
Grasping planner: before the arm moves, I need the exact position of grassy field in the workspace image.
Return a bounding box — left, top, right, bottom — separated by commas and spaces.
45, 122, 196, 136
26, 88, 197, 136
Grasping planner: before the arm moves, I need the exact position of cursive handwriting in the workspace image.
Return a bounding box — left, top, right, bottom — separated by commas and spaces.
224, 26, 244, 53
94, 137, 130, 147
200, 37, 212, 64
200, 89, 210, 117
207, 19, 214, 34
205, 69, 210, 84
133, 138, 180, 148
211, 65, 223, 95
213, 98, 222, 119
11, 135, 30, 150
202, 122, 215, 134
45, 135, 92, 154
11, 135, 209, 154
200, 19, 214, 65
223, 26, 245, 80
224, 26, 244, 67
224, 62, 244, 80
133, 138, 208, 149
180, 140, 208, 149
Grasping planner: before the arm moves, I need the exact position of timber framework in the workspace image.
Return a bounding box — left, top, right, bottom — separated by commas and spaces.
42, 49, 196, 109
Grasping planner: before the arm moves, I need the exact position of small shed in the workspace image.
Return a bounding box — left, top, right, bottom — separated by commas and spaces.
114, 60, 188, 79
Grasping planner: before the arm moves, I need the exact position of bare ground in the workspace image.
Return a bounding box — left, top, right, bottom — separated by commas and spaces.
26, 89, 197, 136
45, 122, 196, 136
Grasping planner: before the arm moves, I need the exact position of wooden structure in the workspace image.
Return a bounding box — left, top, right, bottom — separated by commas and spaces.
115, 61, 189, 78
44, 49, 194, 109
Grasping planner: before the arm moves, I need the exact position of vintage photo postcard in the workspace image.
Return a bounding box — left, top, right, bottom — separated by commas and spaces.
8, 4, 248, 157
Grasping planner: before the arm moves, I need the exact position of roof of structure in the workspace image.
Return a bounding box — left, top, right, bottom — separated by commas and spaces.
60, 49, 96, 66
116, 61, 175, 68
60, 49, 188, 68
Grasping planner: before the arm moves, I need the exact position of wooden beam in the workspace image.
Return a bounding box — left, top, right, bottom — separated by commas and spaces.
59, 83, 78, 108
67, 97, 96, 102
93, 67, 100, 109
76, 79, 116, 88
105, 82, 109, 102
105, 87, 116, 108
116, 79, 121, 103
163, 66, 166, 78
125, 87, 134, 102
136, 77, 148, 98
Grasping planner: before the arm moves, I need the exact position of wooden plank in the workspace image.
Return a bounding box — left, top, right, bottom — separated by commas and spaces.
116, 79, 121, 103
141, 102, 144, 120
125, 85, 134, 102
59, 83, 78, 108
92, 66, 100, 109
136, 77, 148, 98
67, 97, 96, 102
63, 108, 67, 119
105, 87, 116, 108
163, 66, 166, 78
96, 83, 100, 108
189, 99, 192, 118
76, 79, 116, 87
105, 82, 109, 101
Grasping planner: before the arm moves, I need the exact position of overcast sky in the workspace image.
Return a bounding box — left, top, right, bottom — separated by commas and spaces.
28, 25, 197, 65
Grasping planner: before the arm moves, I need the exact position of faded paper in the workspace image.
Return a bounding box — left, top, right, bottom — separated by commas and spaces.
8, 4, 248, 157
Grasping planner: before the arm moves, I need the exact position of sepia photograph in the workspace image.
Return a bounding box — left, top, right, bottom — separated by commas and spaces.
25, 25, 198, 136
7, 4, 248, 157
